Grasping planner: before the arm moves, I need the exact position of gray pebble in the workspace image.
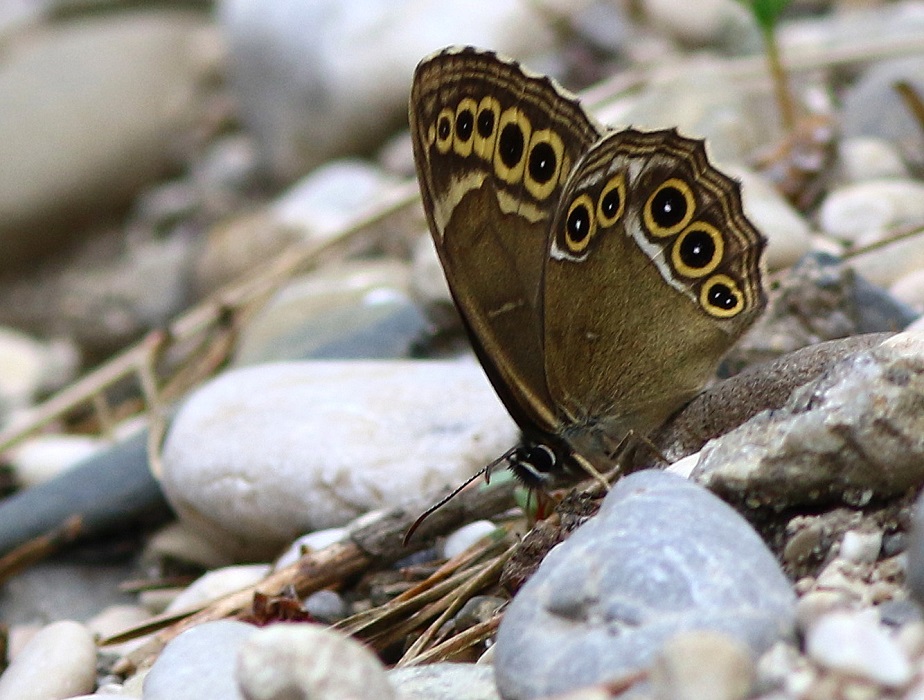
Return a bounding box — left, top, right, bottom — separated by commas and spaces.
494, 470, 794, 699
304, 589, 349, 623
143, 620, 257, 700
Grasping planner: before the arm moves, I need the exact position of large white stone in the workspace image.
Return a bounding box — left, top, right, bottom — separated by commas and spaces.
217, 0, 556, 178
161, 360, 518, 559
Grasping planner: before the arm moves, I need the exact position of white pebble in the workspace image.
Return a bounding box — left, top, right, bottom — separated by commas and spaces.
838, 137, 908, 182
819, 179, 924, 245
839, 529, 882, 564
165, 564, 271, 614
274, 527, 348, 569
8, 434, 103, 487
0, 620, 96, 699
442, 520, 499, 559
806, 610, 912, 687
728, 166, 812, 270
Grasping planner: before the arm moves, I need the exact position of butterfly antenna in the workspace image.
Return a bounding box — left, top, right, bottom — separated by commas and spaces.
403, 447, 518, 546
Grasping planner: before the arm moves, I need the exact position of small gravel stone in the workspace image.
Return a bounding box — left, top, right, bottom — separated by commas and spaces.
839, 529, 882, 564
304, 589, 349, 623
650, 630, 755, 700
805, 610, 912, 688
0, 620, 96, 700
274, 527, 348, 569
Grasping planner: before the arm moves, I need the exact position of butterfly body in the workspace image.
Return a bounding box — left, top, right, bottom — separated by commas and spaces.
410, 46, 766, 484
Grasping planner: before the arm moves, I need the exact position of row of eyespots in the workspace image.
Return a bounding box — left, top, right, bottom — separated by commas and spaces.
563, 173, 626, 253
562, 174, 745, 317
431, 98, 568, 201
643, 179, 745, 317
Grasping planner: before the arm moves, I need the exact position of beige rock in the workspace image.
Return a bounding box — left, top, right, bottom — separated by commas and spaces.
0, 620, 96, 700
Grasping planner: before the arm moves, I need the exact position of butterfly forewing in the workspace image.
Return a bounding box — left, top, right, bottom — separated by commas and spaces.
410, 46, 602, 437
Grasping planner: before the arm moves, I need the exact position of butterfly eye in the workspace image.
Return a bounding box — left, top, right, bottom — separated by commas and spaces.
564, 194, 597, 253
700, 274, 744, 318
672, 223, 723, 278
644, 178, 695, 237
494, 108, 531, 184
524, 129, 564, 201
596, 174, 626, 227
453, 98, 477, 157
473, 96, 500, 160
435, 107, 455, 154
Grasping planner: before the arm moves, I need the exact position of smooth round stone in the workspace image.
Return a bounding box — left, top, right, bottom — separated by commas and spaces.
890, 268, 924, 312
693, 331, 924, 510
606, 59, 778, 166
272, 159, 402, 240
806, 610, 912, 688
650, 630, 754, 700
640, 0, 755, 46
161, 360, 518, 559
143, 521, 237, 571
236, 623, 395, 700
493, 471, 795, 700
838, 137, 908, 182
849, 227, 924, 288
274, 527, 348, 569
839, 529, 882, 564
165, 565, 272, 615
442, 520, 499, 559
233, 260, 426, 365
218, 0, 555, 178
0, 327, 78, 417
412, 233, 452, 306
0, 12, 213, 271
0, 560, 137, 627
304, 589, 349, 623
818, 179, 924, 246
144, 620, 258, 700
841, 55, 924, 168
8, 434, 102, 487
388, 662, 499, 700
0, 620, 96, 699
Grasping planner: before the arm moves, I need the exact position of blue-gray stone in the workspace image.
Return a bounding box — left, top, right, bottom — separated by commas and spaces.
0, 430, 169, 557
494, 470, 795, 700
143, 620, 257, 700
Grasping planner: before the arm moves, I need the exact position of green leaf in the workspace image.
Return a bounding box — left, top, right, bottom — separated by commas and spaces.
737, 0, 792, 32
